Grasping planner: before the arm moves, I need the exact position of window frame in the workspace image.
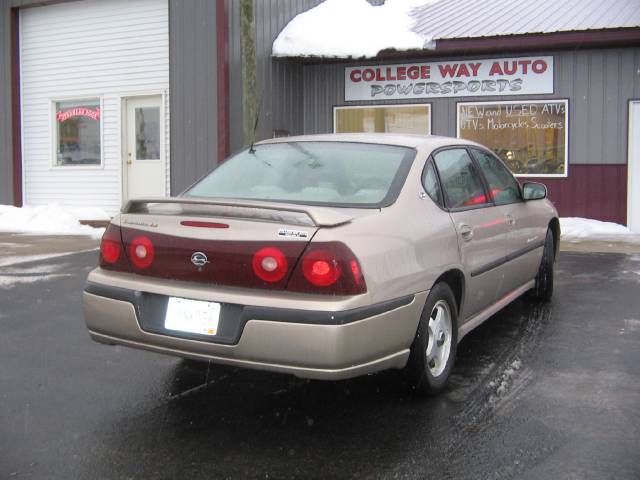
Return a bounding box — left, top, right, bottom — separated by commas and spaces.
456, 99, 569, 178
333, 103, 432, 135
50, 95, 104, 170
420, 157, 445, 209
430, 145, 493, 212
468, 146, 524, 206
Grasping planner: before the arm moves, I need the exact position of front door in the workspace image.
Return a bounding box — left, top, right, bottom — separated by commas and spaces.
124, 95, 165, 201
629, 101, 640, 233
470, 147, 544, 292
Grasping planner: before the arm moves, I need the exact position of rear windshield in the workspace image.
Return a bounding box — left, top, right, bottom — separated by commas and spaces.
184, 141, 416, 208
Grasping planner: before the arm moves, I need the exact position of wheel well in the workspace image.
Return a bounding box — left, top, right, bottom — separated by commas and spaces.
434, 269, 464, 315
549, 217, 560, 259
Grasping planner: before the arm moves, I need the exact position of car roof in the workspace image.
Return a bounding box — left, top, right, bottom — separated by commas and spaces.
257, 133, 482, 150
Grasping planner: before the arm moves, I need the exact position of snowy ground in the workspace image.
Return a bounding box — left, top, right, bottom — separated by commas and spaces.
559, 217, 640, 243
0, 204, 107, 239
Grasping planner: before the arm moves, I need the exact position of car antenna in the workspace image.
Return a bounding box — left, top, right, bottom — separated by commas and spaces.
248, 91, 264, 154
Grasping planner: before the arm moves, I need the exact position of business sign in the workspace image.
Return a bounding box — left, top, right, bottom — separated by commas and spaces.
344, 56, 553, 101
56, 107, 101, 122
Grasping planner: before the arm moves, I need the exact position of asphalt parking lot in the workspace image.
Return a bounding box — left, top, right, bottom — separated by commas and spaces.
1, 241, 639, 479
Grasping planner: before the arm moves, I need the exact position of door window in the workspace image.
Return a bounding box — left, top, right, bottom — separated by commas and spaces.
135, 107, 161, 160
471, 148, 521, 205
433, 149, 489, 209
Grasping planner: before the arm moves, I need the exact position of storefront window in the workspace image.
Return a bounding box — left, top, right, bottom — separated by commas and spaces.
334, 104, 431, 135
457, 100, 568, 176
54, 98, 101, 166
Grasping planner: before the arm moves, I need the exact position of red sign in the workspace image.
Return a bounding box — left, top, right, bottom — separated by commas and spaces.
56, 107, 101, 122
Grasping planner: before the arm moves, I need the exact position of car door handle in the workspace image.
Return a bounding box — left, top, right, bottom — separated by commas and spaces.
459, 224, 474, 241
505, 214, 515, 226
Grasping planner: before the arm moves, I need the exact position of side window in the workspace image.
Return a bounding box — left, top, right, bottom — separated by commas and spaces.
433, 149, 489, 208
421, 160, 443, 207
471, 149, 522, 205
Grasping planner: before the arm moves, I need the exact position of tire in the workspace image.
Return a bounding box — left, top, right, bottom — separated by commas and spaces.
404, 282, 458, 395
532, 228, 555, 301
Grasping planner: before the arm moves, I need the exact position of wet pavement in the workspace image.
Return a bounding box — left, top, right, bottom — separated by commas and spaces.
1, 247, 639, 479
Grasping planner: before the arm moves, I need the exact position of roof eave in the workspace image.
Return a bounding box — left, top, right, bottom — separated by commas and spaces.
434, 27, 640, 55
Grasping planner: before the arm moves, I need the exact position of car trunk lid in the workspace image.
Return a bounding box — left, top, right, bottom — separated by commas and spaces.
110, 197, 353, 290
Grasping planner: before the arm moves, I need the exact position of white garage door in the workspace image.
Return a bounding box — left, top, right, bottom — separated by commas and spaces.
20, 0, 169, 216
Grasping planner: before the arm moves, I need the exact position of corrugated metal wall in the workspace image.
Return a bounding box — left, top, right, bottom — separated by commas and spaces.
228, 0, 322, 153
302, 47, 640, 165
168, 0, 218, 194
0, 0, 43, 206
228, 0, 242, 153
0, 4, 12, 205
254, 0, 321, 144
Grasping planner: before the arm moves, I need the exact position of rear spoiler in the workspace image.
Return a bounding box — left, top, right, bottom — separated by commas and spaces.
121, 197, 353, 228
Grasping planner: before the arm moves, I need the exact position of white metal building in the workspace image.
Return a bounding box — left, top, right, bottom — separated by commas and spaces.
19, 0, 170, 216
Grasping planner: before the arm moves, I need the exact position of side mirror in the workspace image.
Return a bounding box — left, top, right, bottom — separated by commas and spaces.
522, 182, 547, 201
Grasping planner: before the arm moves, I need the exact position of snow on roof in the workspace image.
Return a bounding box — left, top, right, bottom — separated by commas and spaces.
273, 0, 640, 58
272, 0, 438, 59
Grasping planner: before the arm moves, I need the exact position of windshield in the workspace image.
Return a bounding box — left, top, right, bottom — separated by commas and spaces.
184, 141, 415, 208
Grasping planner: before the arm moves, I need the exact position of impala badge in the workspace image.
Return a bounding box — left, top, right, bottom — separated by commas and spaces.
191, 252, 210, 267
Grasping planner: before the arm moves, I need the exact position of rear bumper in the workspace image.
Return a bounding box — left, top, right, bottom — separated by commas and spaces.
82, 283, 426, 380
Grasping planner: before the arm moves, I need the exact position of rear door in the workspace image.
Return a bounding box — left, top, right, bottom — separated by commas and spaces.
470, 148, 543, 292
432, 148, 508, 319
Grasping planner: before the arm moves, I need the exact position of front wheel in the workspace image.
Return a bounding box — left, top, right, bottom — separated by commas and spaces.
532, 228, 555, 301
404, 282, 458, 395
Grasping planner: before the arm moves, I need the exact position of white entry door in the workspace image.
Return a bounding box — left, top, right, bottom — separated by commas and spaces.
124, 95, 166, 201
629, 101, 640, 232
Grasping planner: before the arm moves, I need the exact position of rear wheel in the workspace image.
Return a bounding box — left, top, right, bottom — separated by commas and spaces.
532, 228, 555, 301
404, 282, 458, 395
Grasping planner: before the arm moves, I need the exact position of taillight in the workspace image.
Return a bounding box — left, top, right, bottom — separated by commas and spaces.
128, 235, 155, 269
100, 223, 124, 268
252, 247, 288, 282
301, 249, 342, 286
101, 238, 120, 264
288, 242, 366, 295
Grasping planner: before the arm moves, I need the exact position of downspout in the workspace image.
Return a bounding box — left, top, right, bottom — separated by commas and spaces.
240, 0, 257, 147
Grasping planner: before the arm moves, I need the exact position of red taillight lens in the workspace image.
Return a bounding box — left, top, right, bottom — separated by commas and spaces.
100, 223, 123, 267
128, 235, 155, 269
349, 259, 363, 287
288, 242, 366, 295
101, 239, 121, 264
302, 249, 342, 287
252, 246, 288, 282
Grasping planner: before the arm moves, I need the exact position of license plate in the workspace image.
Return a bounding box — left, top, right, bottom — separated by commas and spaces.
164, 297, 220, 336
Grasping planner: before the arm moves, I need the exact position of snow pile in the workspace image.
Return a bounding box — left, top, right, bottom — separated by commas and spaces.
272, 0, 438, 58
0, 204, 107, 239
560, 217, 640, 243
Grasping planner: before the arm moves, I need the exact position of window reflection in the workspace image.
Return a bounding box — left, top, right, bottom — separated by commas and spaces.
135, 107, 160, 160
